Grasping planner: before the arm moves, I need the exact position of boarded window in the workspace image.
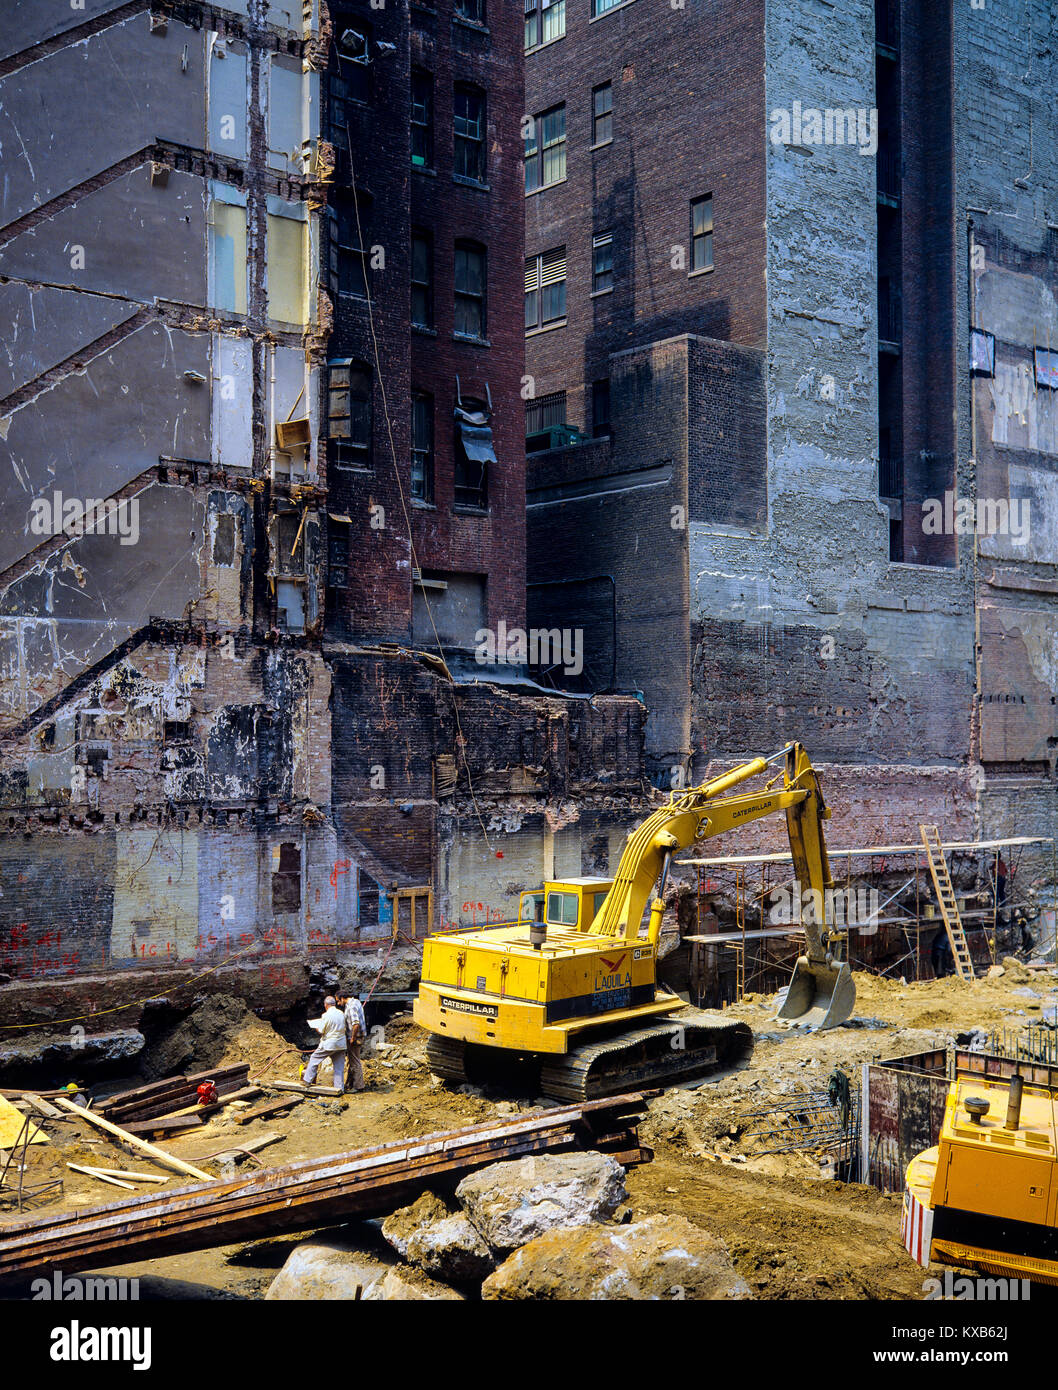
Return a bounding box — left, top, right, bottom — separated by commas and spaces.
213, 513, 237, 566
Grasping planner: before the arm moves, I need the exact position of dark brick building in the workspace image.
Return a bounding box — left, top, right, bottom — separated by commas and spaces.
322, 0, 526, 647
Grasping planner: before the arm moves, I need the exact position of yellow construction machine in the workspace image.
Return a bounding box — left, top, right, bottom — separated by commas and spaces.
903, 1072, 1058, 1286
415, 742, 856, 1099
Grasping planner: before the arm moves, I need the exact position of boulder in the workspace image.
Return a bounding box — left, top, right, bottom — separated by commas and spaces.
361, 1267, 465, 1301
264, 1237, 392, 1300
482, 1215, 752, 1301
407, 1212, 494, 1284
456, 1151, 626, 1253
381, 1190, 449, 1259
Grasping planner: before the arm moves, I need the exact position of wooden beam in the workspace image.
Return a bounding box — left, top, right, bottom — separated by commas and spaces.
53, 1097, 213, 1182
66, 1164, 136, 1191
233, 1096, 303, 1126
268, 1080, 341, 1097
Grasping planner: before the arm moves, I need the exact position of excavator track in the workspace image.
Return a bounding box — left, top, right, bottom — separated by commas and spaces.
539, 1011, 753, 1102
426, 1011, 753, 1102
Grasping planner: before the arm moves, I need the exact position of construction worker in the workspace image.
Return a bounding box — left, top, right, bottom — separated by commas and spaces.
303, 995, 347, 1091
336, 989, 367, 1092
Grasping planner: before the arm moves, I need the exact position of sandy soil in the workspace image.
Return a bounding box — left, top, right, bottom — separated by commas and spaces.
2, 963, 1055, 1300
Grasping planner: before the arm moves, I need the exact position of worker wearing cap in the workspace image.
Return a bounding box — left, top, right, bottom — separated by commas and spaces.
303, 995, 347, 1091
337, 990, 367, 1093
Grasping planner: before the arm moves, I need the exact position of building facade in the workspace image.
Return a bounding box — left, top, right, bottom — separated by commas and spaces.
0, 0, 647, 1065
524, 0, 1057, 891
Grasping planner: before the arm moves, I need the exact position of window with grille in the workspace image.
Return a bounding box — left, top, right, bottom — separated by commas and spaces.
592, 232, 613, 293
328, 361, 372, 468
691, 195, 714, 273
411, 71, 433, 168
592, 82, 612, 144
525, 104, 566, 193
454, 84, 487, 183
525, 247, 566, 331
411, 231, 433, 329
525, 0, 565, 49
412, 392, 434, 502
327, 522, 350, 590
525, 390, 567, 435
454, 241, 487, 339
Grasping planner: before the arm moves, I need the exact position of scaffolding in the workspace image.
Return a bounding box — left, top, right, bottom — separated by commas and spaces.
683, 834, 1056, 1008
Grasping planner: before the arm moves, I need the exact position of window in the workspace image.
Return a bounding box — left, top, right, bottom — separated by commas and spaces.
272, 842, 301, 913
525, 104, 565, 193
592, 0, 627, 15
331, 17, 371, 113
327, 521, 350, 590
592, 82, 612, 144
691, 195, 714, 273
411, 71, 433, 168
525, 0, 565, 49
328, 361, 372, 468
330, 188, 370, 299
455, 397, 492, 509
592, 232, 613, 294
526, 389, 566, 436
456, 0, 486, 21
454, 84, 486, 183
411, 231, 433, 329
454, 241, 487, 339
276, 512, 305, 574
412, 392, 434, 502
592, 379, 611, 437
546, 890, 578, 925
525, 247, 566, 330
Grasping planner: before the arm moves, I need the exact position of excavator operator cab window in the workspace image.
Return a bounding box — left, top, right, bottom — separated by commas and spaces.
546, 891, 579, 926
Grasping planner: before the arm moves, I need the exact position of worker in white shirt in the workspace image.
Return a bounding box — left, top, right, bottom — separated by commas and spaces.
336, 989, 367, 1093
303, 995, 347, 1091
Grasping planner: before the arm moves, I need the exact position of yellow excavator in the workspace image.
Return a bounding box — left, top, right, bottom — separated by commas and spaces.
415, 742, 856, 1099
903, 1072, 1058, 1286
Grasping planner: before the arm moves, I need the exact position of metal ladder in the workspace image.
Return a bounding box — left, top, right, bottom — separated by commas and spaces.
920, 825, 975, 982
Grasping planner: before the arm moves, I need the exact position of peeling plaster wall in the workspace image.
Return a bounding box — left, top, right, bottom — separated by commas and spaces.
687, 0, 977, 819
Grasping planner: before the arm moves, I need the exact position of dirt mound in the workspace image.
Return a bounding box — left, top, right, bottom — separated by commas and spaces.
141, 994, 300, 1081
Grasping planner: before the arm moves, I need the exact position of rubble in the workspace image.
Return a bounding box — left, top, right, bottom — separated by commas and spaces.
264, 1236, 393, 1300
482, 1215, 753, 1301
381, 1191, 494, 1284
456, 1152, 627, 1253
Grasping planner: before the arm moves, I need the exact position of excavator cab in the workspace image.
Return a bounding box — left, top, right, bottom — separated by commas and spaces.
517, 880, 614, 933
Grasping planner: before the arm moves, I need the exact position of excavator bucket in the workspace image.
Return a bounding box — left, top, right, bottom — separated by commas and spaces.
777, 958, 855, 1030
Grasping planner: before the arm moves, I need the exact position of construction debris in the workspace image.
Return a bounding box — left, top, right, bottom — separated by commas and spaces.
52, 1097, 212, 1183
0, 1095, 653, 1285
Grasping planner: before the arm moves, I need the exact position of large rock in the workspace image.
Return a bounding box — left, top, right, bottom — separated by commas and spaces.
382, 1190, 493, 1283
264, 1237, 392, 1300
381, 1191, 450, 1259
361, 1267, 465, 1301
456, 1152, 626, 1253
482, 1215, 752, 1301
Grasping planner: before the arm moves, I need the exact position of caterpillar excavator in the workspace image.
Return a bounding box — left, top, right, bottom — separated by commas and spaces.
414, 742, 856, 1100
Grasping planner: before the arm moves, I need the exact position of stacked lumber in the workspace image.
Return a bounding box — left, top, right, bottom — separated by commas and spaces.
0, 1092, 656, 1282
100, 1065, 251, 1127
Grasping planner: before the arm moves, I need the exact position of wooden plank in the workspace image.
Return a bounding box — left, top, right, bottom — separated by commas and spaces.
194, 1132, 284, 1165
21, 1094, 63, 1120
124, 1114, 204, 1137
90, 1168, 170, 1185
162, 1086, 262, 1119
233, 1096, 303, 1126
268, 1080, 342, 1097
53, 1097, 213, 1182
66, 1164, 136, 1191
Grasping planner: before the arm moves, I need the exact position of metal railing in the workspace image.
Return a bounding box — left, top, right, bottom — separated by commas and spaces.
879, 455, 903, 498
